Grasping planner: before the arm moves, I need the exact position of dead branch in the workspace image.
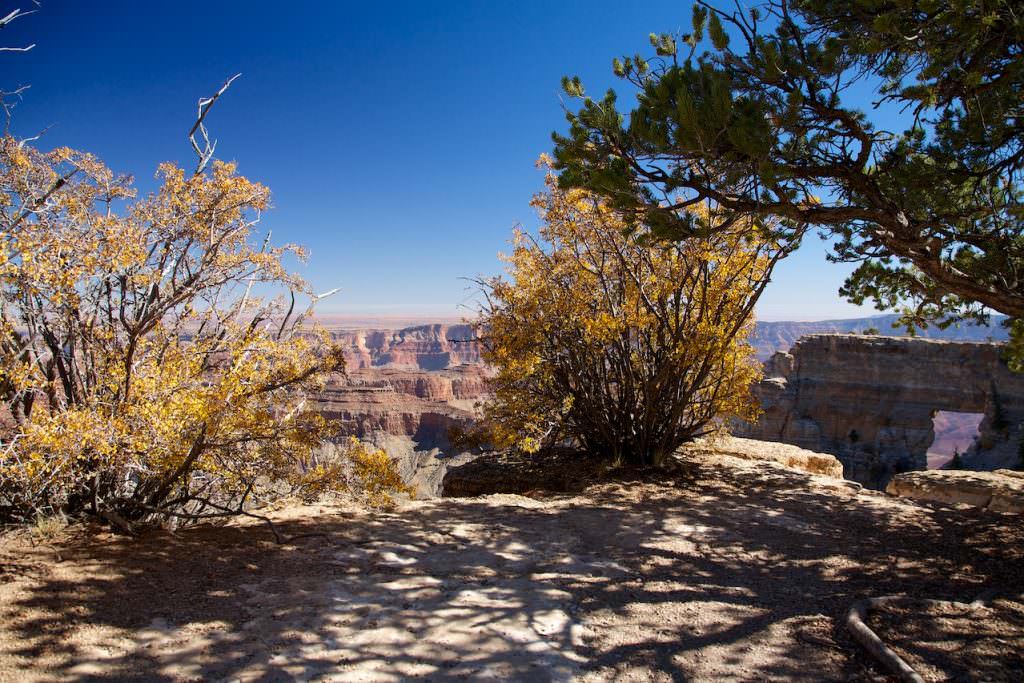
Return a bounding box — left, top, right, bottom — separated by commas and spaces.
845, 595, 993, 683
189, 73, 241, 175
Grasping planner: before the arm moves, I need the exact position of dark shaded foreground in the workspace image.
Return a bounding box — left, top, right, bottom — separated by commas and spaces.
1, 453, 1021, 682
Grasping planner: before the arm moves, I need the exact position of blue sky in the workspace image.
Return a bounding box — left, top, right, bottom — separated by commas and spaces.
5, 0, 874, 321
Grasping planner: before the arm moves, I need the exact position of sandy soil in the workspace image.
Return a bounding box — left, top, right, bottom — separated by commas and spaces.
1, 453, 1021, 682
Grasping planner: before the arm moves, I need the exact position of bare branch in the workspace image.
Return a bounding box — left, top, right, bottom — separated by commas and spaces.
0, 7, 37, 53
188, 73, 242, 175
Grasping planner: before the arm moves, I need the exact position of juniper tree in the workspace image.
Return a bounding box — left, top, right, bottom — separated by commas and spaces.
553, 0, 1024, 362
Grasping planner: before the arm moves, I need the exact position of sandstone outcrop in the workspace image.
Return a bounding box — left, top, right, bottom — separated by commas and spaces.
886, 469, 1024, 513
737, 334, 1024, 488
345, 366, 488, 403
310, 352, 489, 497
680, 436, 845, 479
312, 380, 475, 443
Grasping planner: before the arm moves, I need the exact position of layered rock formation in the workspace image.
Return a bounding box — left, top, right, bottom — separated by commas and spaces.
344, 366, 488, 403
319, 320, 1021, 495
329, 317, 1006, 367
310, 374, 482, 498
332, 324, 481, 370
313, 386, 472, 442
309, 325, 489, 497
738, 334, 1024, 488
313, 366, 486, 442
750, 314, 1008, 360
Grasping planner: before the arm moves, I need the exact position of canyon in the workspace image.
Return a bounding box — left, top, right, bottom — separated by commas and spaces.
334, 323, 482, 371
315, 319, 487, 440
749, 313, 1008, 361
311, 324, 488, 496
737, 335, 1024, 488
314, 319, 1022, 494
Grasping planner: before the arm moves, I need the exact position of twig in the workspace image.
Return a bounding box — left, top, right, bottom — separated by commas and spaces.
189, 73, 241, 175
0, 7, 37, 55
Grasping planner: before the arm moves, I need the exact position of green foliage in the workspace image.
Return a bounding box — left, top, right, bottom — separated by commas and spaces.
553, 0, 1024, 365
991, 387, 1010, 431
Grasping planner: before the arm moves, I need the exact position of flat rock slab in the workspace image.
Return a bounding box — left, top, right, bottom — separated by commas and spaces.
887, 469, 1024, 512
681, 436, 846, 479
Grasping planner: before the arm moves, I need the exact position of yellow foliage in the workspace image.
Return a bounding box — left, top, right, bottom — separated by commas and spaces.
477, 167, 775, 466
345, 438, 415, 507
290, 438, 412, 507
0, 136, 406, 522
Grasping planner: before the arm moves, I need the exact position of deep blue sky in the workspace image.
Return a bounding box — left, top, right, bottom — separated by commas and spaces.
4, 0, 873, 321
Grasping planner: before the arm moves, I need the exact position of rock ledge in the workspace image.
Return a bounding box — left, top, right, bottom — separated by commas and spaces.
682, 436, 845, 479
886, 469, 1024, 513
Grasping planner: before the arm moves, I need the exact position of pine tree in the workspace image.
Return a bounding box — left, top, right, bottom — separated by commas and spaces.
950, 449, 963, 470
553, 0, 1024, 364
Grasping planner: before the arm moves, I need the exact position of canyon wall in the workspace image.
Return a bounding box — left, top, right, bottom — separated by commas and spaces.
737, 334, 1024, 488
749, 314, 1007, 360
311, 366, 488, 444
331, 324, 481, 370
311, 325, 488, 496
317, 321, 1023, 494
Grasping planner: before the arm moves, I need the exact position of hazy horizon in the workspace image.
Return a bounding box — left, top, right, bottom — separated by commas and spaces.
311, 310, 1007, 330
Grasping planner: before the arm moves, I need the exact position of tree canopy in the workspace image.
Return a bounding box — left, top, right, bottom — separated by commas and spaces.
553, 0, 1023, 358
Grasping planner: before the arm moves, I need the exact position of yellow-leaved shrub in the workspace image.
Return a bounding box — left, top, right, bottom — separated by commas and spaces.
0, 137, 407, 524
476, 163, 785, 467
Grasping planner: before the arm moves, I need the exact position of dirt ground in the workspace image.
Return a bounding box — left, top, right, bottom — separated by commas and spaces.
867, 598, 1024, 681
1, 453, 1022, 682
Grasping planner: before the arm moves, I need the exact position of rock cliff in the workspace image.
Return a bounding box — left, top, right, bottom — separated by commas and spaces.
318, 320, 1022, 494
344, 366, 488, 403
749, 314, 1007, 360
309, 329, 489, 497
737, 334, 1024, 488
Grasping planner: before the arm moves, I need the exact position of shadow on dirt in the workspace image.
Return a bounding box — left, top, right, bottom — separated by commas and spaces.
2, 458, 1022, 681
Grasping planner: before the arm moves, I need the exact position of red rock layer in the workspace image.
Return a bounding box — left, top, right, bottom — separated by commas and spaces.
332, 324, 482, 370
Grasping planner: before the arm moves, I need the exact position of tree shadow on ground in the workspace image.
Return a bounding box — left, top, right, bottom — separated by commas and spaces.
866, 596, 1024, 681
2, 457, 1022, 681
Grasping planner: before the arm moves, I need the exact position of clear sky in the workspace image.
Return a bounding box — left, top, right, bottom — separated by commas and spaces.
4, 0, 875, 322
